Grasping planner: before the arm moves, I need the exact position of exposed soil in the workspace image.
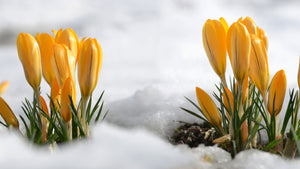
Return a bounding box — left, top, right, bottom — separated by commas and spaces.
170, 121, 299, 158
170, 121, 221, 147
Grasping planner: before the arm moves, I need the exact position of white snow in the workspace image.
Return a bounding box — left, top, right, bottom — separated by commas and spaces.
0, 0, 300, 168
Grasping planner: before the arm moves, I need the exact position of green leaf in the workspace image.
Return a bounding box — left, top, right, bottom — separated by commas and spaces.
290, 127, 300, 153
102, 110, 109, 121
262, 139, 282, 151
86, 95, 93, 123
95, 102, 104, 122
0, 120, 8, 128
19, 115, 30, 138
180, 107, 208, 123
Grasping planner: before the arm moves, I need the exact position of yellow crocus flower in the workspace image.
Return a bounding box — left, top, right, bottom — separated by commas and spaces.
61, 77, 75, 123
51, 43, 72, 87
227, 22, 251, 83
0, 97, 19, 128
35, 33, 56, 85
55, 28, 79, 80
202, 19, 227, 83
267, 70, 287, 116
17, 33, 42, 92
78, 38, 103, 98
0, 81, 9, 95
238, 16, 257, 35
249, 34, 269, 98
196, 87, 222, 132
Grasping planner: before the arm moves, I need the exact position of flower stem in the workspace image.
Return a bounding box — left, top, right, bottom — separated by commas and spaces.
220, 74, 228, 88
81, 96, 89, 136
34, 89, 48, 143
67, 120, 72, 141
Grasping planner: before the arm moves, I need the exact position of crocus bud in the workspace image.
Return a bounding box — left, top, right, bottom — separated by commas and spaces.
78, 38, 103, 98
17, 33, 42, 92
55, 28, 79, 79
223, 87, 234, 119
267, 70, 287, 116
39, 95, 49, 143
0, 81, 9, 95
50, 77, 61, 111
238, 16, 257, 35
61, 77, 76, 123
0, 97, 19, 128
241, 121, 248, 147
40, 96, 49, 117
227, 22, 251, 82
249, 34, 269, 97
257, 27, 268, 50
196, 87, 222, 131
35, 33, 56, 85
202, 19, 227, 79
51, 43, 72, 87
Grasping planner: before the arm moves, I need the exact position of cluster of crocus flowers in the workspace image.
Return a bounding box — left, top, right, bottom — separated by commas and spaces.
0, 28, 103, 142
198, 16, 288, 148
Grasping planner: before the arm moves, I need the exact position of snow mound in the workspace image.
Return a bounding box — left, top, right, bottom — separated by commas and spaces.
222, 150, 300, 169
3, 123, 300, 169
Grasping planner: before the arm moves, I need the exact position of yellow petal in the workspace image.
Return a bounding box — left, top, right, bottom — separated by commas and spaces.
196, 87, 222, 130
51, 43, 72, 87
257, 27, 268, 50
61, 77, 75, 123
227, 22, 251, 82
241, 121, 248, 147
239, 16, 257, 35
78, 38, 103, 98
52, 29, 61, 37
17, 33, 42, 92
202, 19, 227, 77
267, 70, 287, 116
39, 95, 49, 143
50, 77, 61, 111
219, 17, 228, 33
0, 97, 19, 128
0, 81, 9, 95
249, 34, 269, 97
40, 96, 49, 117
35, 33, 56, 85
